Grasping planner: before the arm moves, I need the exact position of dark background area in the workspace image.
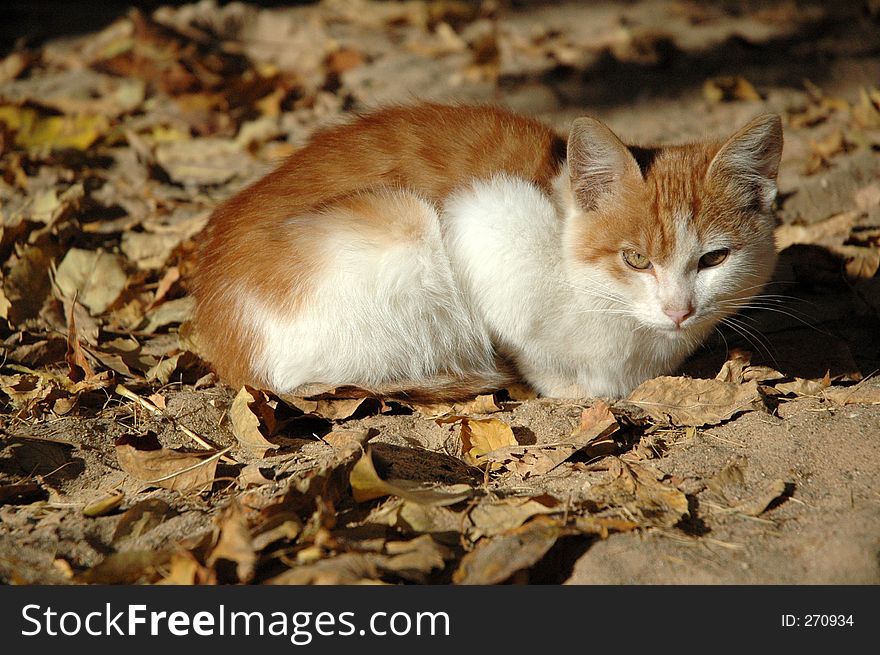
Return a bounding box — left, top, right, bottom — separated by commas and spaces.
0, 1, 316, 55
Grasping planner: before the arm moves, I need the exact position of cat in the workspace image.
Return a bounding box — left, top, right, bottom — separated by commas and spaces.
189, 103, 783, 401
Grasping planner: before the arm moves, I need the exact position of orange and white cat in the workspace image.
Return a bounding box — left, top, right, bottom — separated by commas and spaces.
190, 104, 782, 400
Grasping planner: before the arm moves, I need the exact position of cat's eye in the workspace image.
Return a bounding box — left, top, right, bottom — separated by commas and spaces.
622, 249, 652, 270
698, 248, 730, 269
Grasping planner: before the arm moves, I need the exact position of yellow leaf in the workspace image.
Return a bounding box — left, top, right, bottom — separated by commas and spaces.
459, 417, 517, 467
0, 104, 108, 151
349, 449, 472, 506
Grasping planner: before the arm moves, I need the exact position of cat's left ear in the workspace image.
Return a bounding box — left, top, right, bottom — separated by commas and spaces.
706, 113, 783, 212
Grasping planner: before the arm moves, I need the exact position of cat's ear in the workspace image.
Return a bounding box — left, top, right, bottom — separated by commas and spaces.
567, 117, 642, 211
706, 113, 783, 212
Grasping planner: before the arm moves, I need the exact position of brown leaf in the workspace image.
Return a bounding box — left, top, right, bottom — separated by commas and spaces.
115, 432, 221, 492
627, 376, 766, 427
350, 448, 472, 506
453, 516, 565, 585
729, 479, 789, 516
65, 295, 95, 382
505, 401, 619, 477
267, 553, 382, 585
113, 498, 176, 542
587, 460, 689, 528
380, 534, 452, 582
3, 245, 53, 326
230, 386, 279, 456
467, 496, 561, 539
774, 376, 830, 396
774, 211, 858, 251
155, 137, 255, 186
823, 383, 880, 406
54, 248, 128, 315
572, 516, 640, 539
77, 550, 171, 584
207, 501, 256, 583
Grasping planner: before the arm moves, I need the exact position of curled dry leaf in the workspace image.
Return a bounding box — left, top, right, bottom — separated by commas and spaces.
112, 498, 176, 543
277, 385, 383, 420
453, 516, 565, 585
230, 386, 279, 456
627, 376, 766, 427
207, 501, 256, 583
64, 296, 96, 382
459, 417, 517, 467
114, 431, 222, 493
380, 534, 452, 583
414, 392, 503, 417
586, 459, 689, 529
155, 137, 256, 186
82, 491, 124, 517
349, 448, 472, 506
729, 479, 789, 516
823, 383, 880, 406
501, 401, 620, 477
467, 496, 561, 540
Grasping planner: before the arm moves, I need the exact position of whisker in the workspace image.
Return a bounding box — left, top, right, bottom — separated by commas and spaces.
720, 315, 780, 369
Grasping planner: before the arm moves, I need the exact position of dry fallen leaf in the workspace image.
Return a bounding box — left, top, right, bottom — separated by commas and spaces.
459, 417, 518, 467
54, 248, 128, 315
158, 551, 216, 585
115, 432, 223, 493
349, 448, 472, 506
453, 516, 565, 585
230, 386, 279, 456
504, 400, 619, 477
729, 479, 789, 516
112, 498, 176, 543
467, 496, 561, 540
627, 376, 766, 426
207, 501, 256, 583
266, 553, 382, 585
379, 534, 452, 583
0, 104, 109, 151
587, 459, 689, 528
823, 383, 880, 406
82, 491, 124, 517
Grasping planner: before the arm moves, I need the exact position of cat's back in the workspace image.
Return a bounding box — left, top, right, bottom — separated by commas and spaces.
211, 103, 566, 231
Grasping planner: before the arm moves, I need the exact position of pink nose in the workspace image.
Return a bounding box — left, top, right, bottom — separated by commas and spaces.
664, 307, 693, 327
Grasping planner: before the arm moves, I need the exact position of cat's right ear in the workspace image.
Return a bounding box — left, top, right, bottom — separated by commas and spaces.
567, 118, 643, 211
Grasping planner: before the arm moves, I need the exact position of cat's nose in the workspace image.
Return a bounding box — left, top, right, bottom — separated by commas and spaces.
663, 306, 693, 327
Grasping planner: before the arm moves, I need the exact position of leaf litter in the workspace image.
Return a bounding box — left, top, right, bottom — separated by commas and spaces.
0, 0, 879, 585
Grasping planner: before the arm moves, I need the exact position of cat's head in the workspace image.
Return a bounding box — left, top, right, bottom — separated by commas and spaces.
562, 113, 783, 338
